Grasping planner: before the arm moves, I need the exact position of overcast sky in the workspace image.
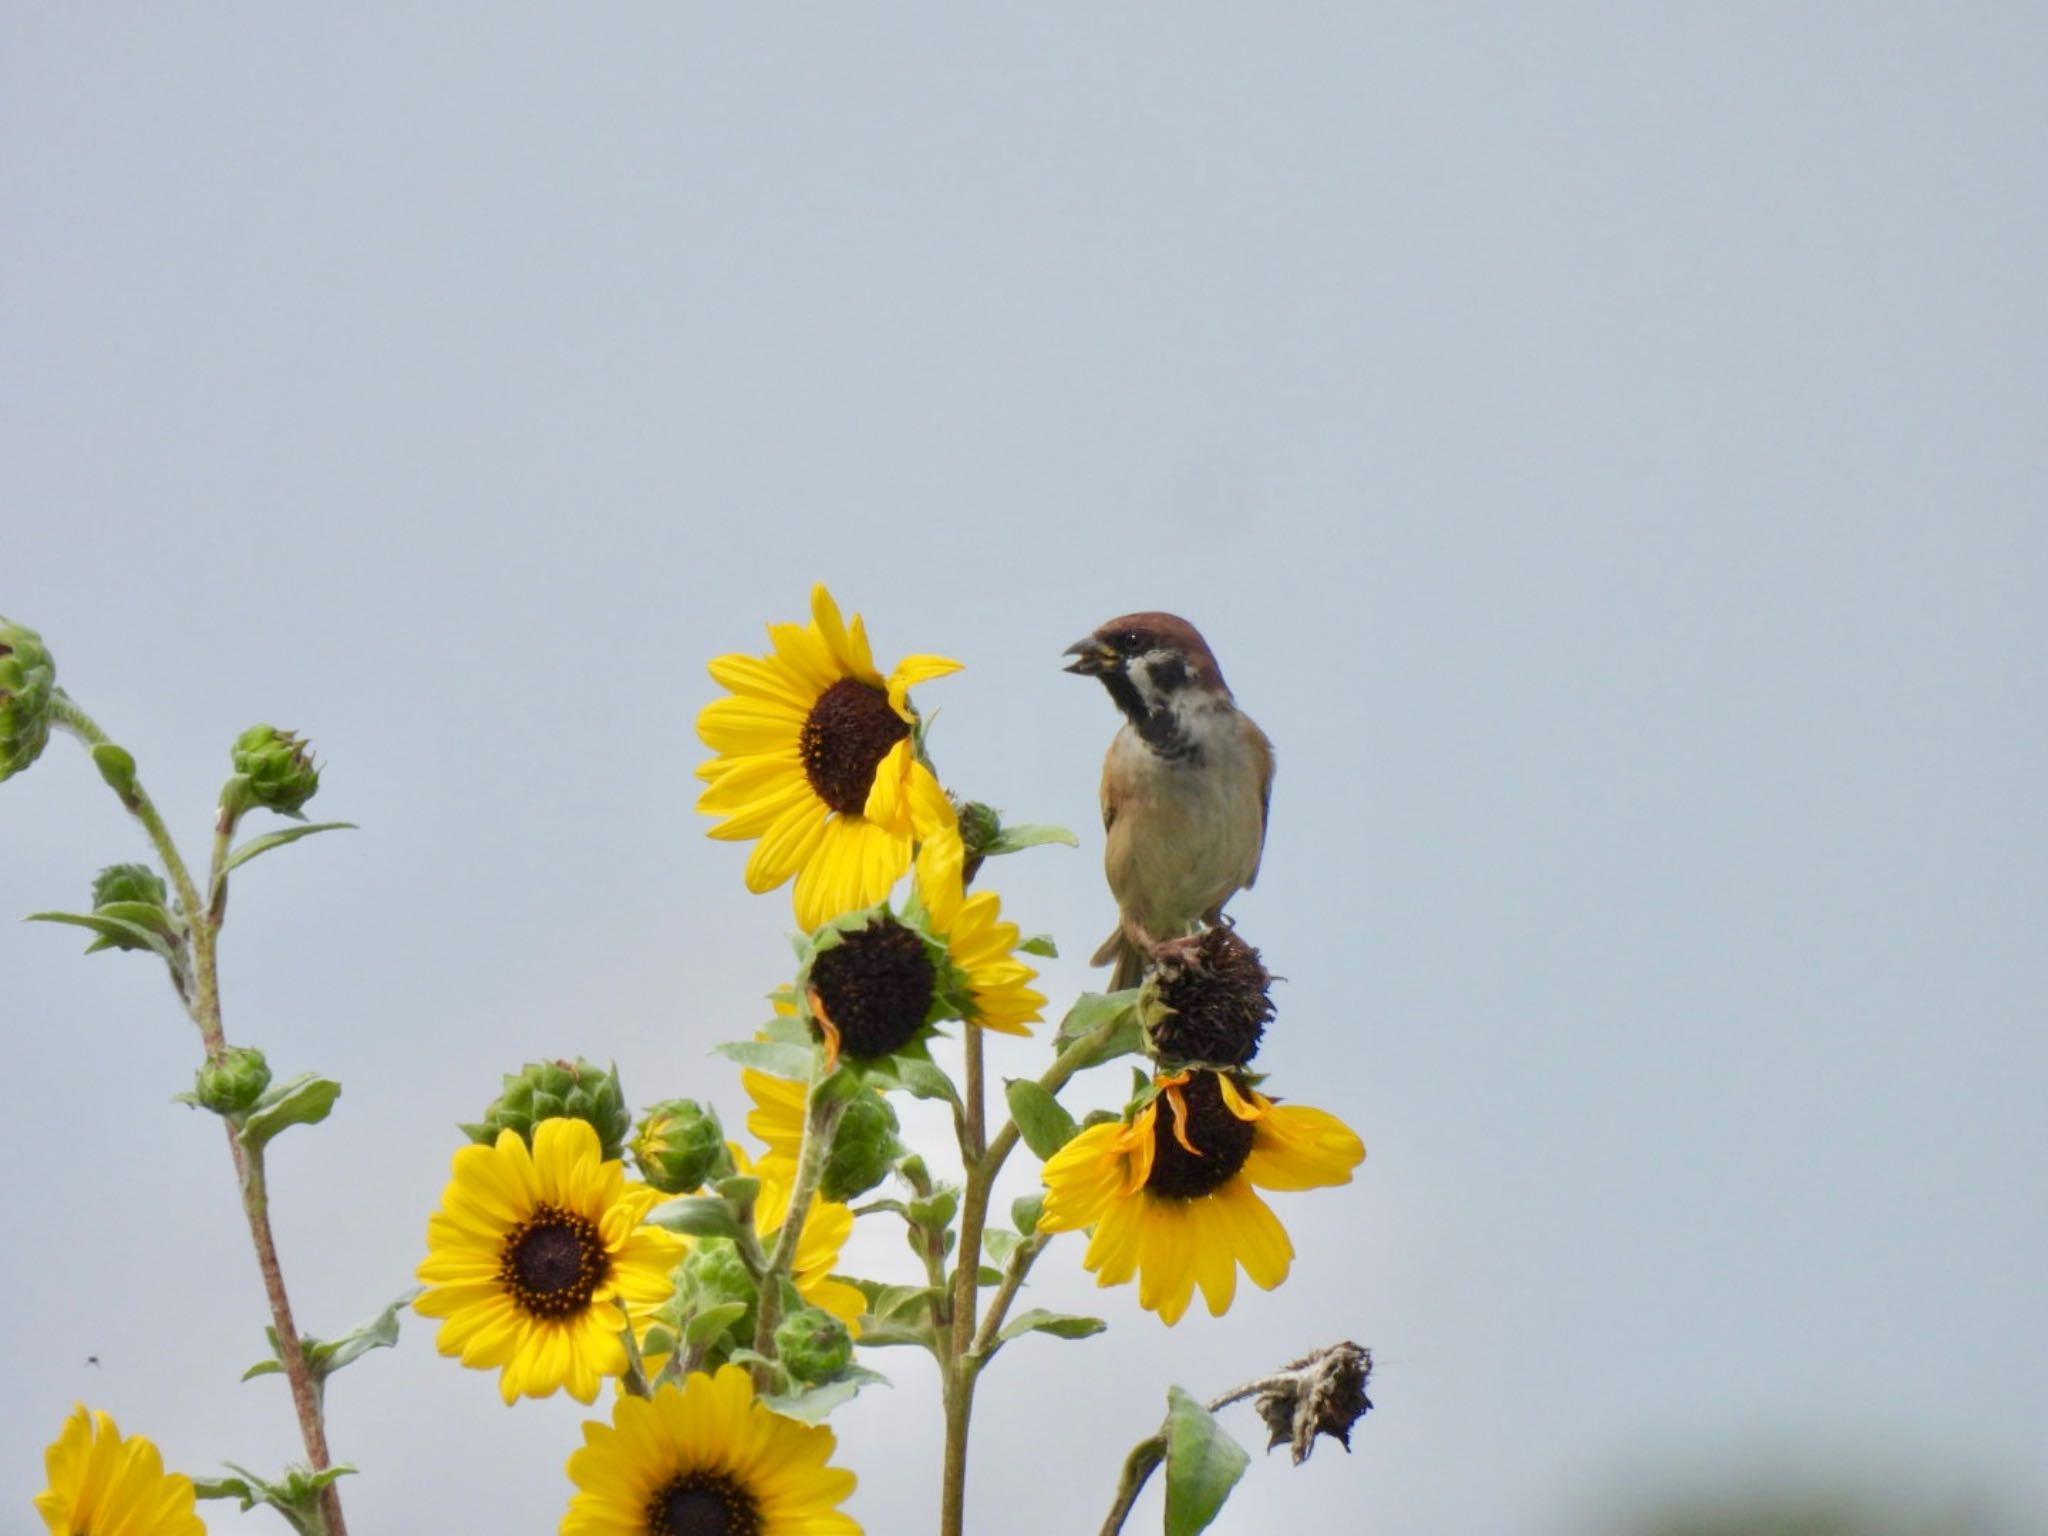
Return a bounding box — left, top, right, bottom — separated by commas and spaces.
4, 6, 2044, 1533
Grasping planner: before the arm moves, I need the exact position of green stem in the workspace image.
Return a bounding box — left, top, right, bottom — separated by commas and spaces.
939, 1024, 989, 1536
748, 1084, 843, 1383
54, 699, 346, 1536
967, 1231, 1051, 1365
1098, 1436, 1167, 1536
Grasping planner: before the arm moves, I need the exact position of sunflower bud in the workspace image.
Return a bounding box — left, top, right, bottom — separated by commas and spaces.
230, 724, 320, 815
92, 863, 168, 910
462, 1058, 630, 1162
633, 1099, 733, 1195
818, 1092, 903, 1204
774, 1304, 853, 1385
953, 798, 1002, 884
0, 617, 56, 785
677, 1237, 759, 1352
1253, 1341, 1374, 1465
1143, 927, 1274, 1069
193, 1046, 273, 1115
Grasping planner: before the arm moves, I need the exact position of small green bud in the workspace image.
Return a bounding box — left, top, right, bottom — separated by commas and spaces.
194, 1046, 272, 1114
0, 617, 56, 784
677, 1237, 759, 1357
632, 1099, 733, 1195
92, 863, 168, 910
954, 798, 1002, 861
774, 1305, 853, 1385
230, 724, 321, 815
818, 1092, 903, 1204
461, 1058, 631, 1162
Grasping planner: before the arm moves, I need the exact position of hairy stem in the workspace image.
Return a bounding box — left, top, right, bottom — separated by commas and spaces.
748, 1085, 843, 1383
967, 1231, 1050, 1364
56, 701, 346, 1534
939, 1023, 989, 1536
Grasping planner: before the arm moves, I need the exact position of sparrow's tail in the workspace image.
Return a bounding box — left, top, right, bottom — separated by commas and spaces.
1092, 928, 1149, 993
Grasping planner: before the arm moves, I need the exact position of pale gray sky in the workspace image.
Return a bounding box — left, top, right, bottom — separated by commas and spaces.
4, 6, 2044, 1533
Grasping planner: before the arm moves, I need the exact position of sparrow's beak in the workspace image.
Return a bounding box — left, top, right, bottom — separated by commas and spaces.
1063, 637, 1116, 677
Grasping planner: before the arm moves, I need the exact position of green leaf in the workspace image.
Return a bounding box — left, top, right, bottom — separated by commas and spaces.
90, 900, 180, 936
90, 743, 137, 802
649, 1197, 742, 1240
713, 1174, 761, 1207
1010, 1192, 1046, 1234
208, 1462, 357, 1535
1018, 933, 1059, 958
683, 1301, 750, 1347
26, 910, 177, 963
982, 822, 1079, 855
758, 1011, 812, 1046
982, 1228, 1023, 1267
871, 1283, 938, 1322
220, 821, 358, 878
192, 1476, 254, 1503
995, 1308, 1106, 1345
907, 1187, 959, 1232
866, 1051, 961, 1109
1162, 1387, 1250, 1536
321, 1290, 416, 1377
1004, 1078, 1079, 1161
762, 1364, 888, 1424
846, 1317, 932, 1350
239, 1073, 342, 1153
714, 1039, 816, 1080
1057, 992, 1147, 1070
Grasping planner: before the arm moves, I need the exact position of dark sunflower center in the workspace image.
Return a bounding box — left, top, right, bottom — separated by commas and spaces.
800, 678, 908, 817
646, 1472, 762, 1536
810, 917, 936, 1059
1144, 1073, 1257, 1200
499, 1203, 608, 1319
1148, 928, 1274, 1068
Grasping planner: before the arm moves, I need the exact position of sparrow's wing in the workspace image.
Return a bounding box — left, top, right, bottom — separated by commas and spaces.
1245, 716, 1276, 888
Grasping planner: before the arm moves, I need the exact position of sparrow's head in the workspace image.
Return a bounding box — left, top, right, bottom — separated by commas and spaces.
1064, 612, 1230, 725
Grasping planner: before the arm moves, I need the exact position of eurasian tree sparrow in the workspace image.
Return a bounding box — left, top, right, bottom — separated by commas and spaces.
1064, 612, 1274, 991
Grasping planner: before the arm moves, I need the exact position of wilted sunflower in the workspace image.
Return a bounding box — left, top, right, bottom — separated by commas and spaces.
1038, 1069, 1364, 1325
562, 1364, 859, 1536
415, 1116, 688, 1403
35, 1406, 204, 1536
697, 583, 960, 931
914, 821, 1045, 1036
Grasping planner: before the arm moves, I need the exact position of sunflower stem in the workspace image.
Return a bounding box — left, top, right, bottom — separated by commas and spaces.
749, 1082, 844, 1386
1098, 1436, 1167, 1536
940, 1021, 991, 1536
54, 700, 348, 1536
966, 1229, 1051, 1367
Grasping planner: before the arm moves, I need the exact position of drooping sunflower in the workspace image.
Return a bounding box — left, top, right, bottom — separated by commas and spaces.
697, 583, 961, 931
914, 821, 1045, 1036
1038, 1069, 1364, 1325
35, 1406, 204, 1536
415, 1116, 688, 1404
562, 1364, 859, 1536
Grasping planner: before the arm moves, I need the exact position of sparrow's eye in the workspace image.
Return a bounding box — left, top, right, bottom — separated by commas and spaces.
1118, 629, 1143, 653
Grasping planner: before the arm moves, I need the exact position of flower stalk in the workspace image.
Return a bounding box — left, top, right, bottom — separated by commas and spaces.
52, 696, 348, 1536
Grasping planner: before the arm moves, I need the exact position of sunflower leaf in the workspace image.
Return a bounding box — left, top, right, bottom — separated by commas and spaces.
26, 909, 177, 963
1011, 1192, 1046, 1233
714, 1039, 816, 1081
763, 1364, 889, 1424
1018, 932, 1059, 958
982, 822, 1079, 856
221, 821, 358, 877
1162, 1387, 1250, 1536
995, 1308, 1107, 1346
649, 1196, 742, 1240
1004, 1078, 1079, 1161
683, 1301, 750, 1348
319, 1290, 416, 1376
848, 1317, 935, 1351
1055, 990, 1146, 1069
982, 1228, 1023, 1267
239, 1073, 342, 1153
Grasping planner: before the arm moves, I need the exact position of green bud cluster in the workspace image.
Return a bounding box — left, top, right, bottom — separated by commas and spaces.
194, 1046, 274, 1114
633, 1099, 733, 1195
0, 617, 56, 784
231, 724, 321, 815
774, 1304, 853, 1385
674, 1238, 760, 1362
93, 863, 168, 910
818, 1092, 903, 1204
462, 1058, 630, 1162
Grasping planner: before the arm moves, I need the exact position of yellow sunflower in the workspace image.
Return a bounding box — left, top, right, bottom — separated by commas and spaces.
35, 1406, 203, 1536
739, 1143, 866, 1329
1038, 1069, 1364, 1325
914, 822, 1046, 1036
415, 1116, 688, 1404
562, 1364, 859, 1536
697, 583, 961, 931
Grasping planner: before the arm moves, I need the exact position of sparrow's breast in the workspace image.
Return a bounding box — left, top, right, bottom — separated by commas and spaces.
1104, 715, 1266, 934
